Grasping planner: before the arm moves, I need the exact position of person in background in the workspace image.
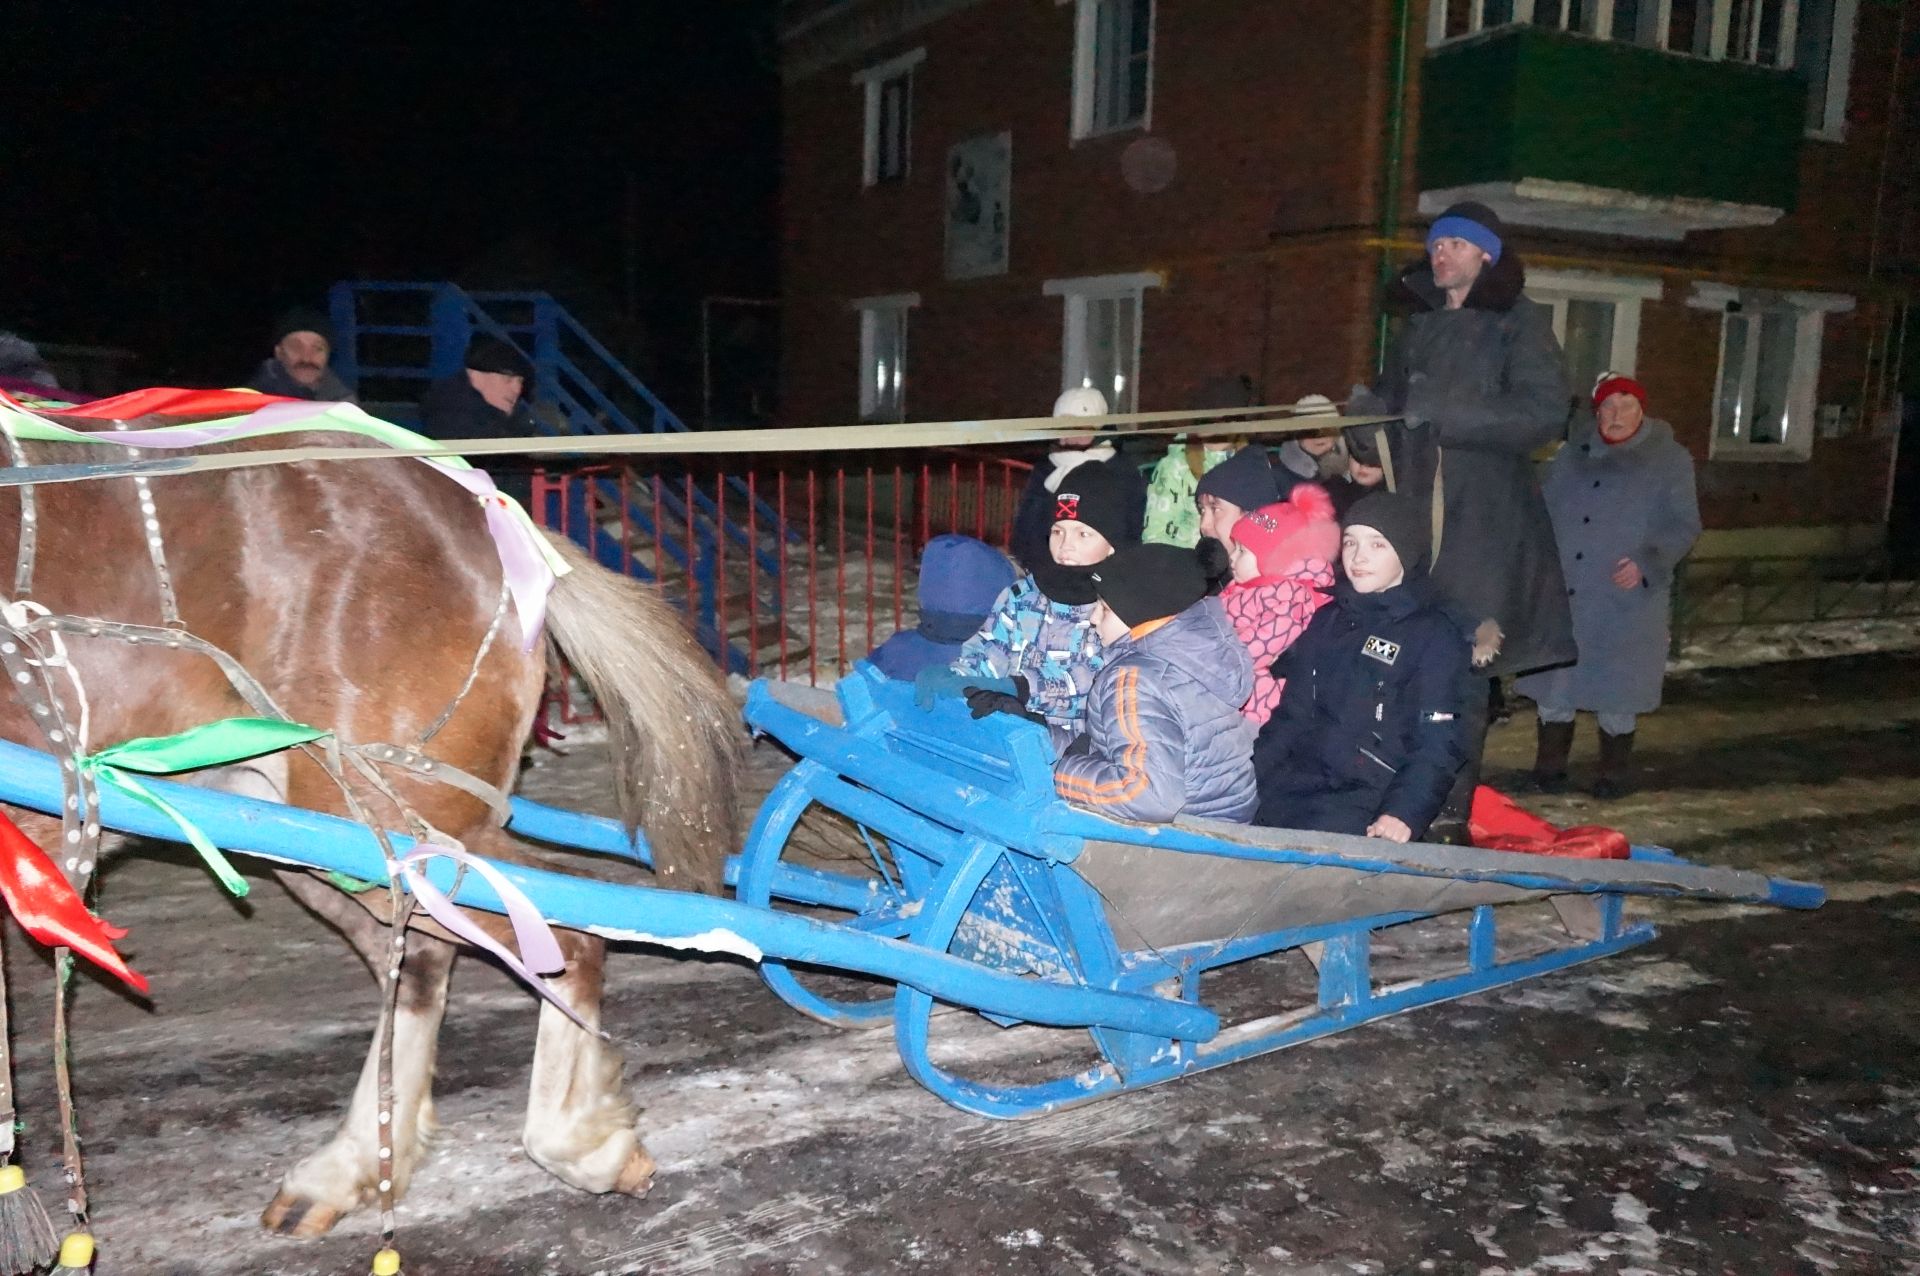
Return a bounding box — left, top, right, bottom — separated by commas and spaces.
1252, 490, 1471, 843
867, 535, 1017, 682
1143, 374, 1257, 547
1329, 422, 1399, 518
935, 457, 1144, 732
1515, 373, 1701, 798
418, 336, 541, 505
1049, 540, 1256, 824
1221, 484, 1339, 726
1007, 387, 1149, 575
247, 306, 355, 402
1347, 201, 1575, 841
0, 332, 59, 392
1275, 394, 1348, 485
1195, 444, 1291, 551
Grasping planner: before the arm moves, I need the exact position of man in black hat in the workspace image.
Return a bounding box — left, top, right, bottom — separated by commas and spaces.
248, 306, 355, 401
1350, 200, 1576, 841
417, 335, 540, 503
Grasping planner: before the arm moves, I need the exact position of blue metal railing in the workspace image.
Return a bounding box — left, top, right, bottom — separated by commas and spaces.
331, 281, 780, 672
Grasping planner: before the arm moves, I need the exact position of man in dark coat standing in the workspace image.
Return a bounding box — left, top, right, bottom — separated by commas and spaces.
246, 307, 356, 402
417, 336, 541, 505
1356, 202, 1576, 839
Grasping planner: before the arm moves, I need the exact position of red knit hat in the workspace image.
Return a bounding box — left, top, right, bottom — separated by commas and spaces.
1231, 483, 1339, 581
1592, 373, 1647, 411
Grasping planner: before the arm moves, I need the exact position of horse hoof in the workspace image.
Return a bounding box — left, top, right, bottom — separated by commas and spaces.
613, 1146, 657, 1198
260, 1193, 346, 1238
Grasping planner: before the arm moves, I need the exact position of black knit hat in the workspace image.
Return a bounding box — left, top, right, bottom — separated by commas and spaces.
1342, 490, 1429, 573
1050, 457, 1144, 549
1343, 422, 1385, 467
1089, 542, 1216, 628
464, 335, 534, 380
271, 305, 334, 347
1194, 445, 1283, 512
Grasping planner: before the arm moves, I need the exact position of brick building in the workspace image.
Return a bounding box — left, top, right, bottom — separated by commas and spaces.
777, 0, 1918, 555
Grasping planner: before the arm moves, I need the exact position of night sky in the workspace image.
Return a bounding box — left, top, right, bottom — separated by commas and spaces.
2, 3, 779, 406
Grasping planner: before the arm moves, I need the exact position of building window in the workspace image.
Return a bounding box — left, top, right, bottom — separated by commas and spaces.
853, 48, 924, 187
854, 294, 917, 423
1043, 272, 1163, 414
1072, 0, 1154, 140
1525, 269, 1663, 400
1796, 0, 1859, 139
1690, 283, 1852, 461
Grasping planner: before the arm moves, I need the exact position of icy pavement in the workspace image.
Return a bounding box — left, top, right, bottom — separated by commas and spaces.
5, 653, 1917, 1274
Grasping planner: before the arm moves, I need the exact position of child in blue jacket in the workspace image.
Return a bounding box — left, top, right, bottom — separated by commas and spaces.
936, 457, 1144, 732
1252, 491, 1471, 842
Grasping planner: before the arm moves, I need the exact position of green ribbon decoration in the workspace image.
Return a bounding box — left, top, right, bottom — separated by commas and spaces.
82, 717, 331, 898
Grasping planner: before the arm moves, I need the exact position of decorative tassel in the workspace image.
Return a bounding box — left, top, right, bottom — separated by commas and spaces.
370, 1246, 402, 1275
0, 1165, 57, 1276
49, 1230, 93, 1274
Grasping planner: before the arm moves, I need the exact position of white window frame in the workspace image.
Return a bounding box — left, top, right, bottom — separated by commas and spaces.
1526, 269, 1664, 383
852, 292, 918, 423
1800, 0, 1859, 141
1070, 0, 1156, 141
1688, 282, 1852, 462
852, 48, 924, 188
1427, 0, 1800, 66
1042, 271, 1163, 412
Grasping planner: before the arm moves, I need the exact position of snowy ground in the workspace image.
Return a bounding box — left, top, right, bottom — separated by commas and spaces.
8, 652, 1919, 1274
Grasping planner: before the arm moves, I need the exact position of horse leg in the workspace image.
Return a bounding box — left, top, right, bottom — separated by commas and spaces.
259, 880, 456, 1238
521, 924, 655, 1197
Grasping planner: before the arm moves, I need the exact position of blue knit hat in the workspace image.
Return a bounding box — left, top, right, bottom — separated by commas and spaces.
916, 534, 1016, 642
1426, 201, 1504, 265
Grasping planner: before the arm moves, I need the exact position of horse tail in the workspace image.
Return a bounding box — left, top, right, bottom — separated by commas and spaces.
538, 531, 742, 894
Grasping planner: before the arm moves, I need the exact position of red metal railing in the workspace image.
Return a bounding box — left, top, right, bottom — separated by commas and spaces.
531, 447, 1033, 720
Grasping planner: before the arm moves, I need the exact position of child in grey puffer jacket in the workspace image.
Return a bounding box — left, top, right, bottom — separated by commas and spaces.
1051, 541, 1256, 823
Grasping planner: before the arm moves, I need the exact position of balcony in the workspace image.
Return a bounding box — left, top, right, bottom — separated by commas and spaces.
1417, 26, 1805, 241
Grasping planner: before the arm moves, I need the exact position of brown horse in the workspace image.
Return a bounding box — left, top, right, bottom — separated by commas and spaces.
0, 416, 741, 1235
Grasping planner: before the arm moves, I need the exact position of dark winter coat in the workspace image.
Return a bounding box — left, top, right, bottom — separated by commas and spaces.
1252, 575, 1471, 839
246, 357, 355, 403
418, 374, 541, 503
1054, 597, 1257, 824
1366, 258, 1577, 678
1514, 414, 1701, 715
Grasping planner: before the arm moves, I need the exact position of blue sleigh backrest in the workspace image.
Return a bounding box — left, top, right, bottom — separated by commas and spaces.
746, 665, 1080, 861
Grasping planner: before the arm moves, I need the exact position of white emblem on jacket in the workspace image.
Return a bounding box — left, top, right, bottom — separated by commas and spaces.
1362, 635, 1400, 665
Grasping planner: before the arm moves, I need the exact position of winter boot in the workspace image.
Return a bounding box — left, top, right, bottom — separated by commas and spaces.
1531, 719, 1574, 794
1591, 730, 1636, 800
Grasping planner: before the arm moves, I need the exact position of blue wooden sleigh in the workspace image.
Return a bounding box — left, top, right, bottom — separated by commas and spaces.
0, 666, 1822, 1119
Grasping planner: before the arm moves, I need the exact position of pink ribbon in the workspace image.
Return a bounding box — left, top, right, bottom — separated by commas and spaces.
8, 402, 554, 649
394, 843, 595, 1032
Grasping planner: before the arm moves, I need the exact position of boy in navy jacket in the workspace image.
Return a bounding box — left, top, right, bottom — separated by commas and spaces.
1251, 491, 1470, 842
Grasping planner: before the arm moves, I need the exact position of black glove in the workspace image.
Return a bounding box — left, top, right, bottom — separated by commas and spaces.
964, 675, 1044, 723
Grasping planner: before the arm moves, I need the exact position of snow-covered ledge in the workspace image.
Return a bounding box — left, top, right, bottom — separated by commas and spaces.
1419, 179, 1784, 242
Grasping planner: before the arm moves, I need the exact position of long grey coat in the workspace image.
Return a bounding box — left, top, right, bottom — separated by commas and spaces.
1514, 414, 1701, 715
1370, 260, 1578, 678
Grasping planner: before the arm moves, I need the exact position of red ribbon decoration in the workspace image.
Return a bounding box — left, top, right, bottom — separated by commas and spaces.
0, 811, 148, 993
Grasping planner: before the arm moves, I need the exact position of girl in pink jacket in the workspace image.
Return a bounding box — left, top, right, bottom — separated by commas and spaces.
1220, 483, 1339, 725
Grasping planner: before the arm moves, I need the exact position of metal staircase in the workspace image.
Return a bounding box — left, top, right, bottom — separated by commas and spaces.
328, 281, 789, 672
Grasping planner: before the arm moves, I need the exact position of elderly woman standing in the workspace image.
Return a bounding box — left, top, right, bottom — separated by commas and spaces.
1515, 374, 1701, 798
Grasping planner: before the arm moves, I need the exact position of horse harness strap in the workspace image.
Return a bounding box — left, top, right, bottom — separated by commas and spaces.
29, 616, 516, 822
0, 414, 38, 599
